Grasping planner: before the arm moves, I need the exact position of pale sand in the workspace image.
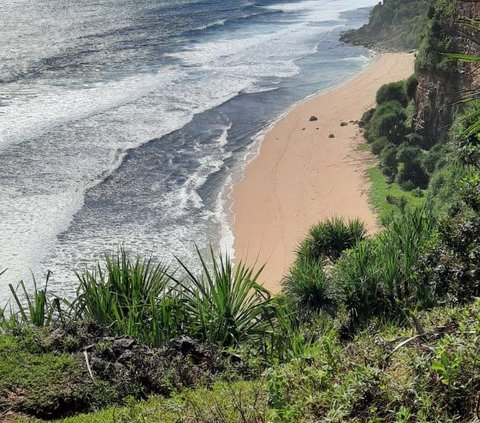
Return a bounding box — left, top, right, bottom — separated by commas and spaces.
232, 52, 415, 293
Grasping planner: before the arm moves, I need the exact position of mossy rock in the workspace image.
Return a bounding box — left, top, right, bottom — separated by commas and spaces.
0, 334, 115, 419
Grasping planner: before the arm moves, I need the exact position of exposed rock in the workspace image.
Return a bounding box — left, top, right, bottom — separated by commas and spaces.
309, 115, 318, 121
329, 133, 335, 138
340, 121, 348, 127
413, 0, 480, 147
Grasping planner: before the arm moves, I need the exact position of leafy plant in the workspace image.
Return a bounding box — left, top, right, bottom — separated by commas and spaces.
172, 248, 275, 348
74, 249, 185, 346
8, 272, 56, 327
297, 217, 366, 264
282, 259, 337, 316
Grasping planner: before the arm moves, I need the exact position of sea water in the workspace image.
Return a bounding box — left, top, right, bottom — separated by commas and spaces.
0, 0, 378, 300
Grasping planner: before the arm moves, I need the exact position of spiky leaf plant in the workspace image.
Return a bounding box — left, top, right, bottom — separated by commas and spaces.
297, 217, 366, 263
282, 259, 337, 317
172, 248, 275, 348
75, 249, 185, 346
8, 271, 55, 327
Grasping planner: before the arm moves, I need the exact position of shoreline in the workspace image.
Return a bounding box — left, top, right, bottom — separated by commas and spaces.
231, 52, 415, 293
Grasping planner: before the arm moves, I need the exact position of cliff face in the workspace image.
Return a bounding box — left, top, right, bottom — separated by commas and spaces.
413, 0, 480, 147
340, 0, 431, 51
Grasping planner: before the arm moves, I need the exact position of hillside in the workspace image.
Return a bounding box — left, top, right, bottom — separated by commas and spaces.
2, 0, 480, 422
340, 0, 433, 51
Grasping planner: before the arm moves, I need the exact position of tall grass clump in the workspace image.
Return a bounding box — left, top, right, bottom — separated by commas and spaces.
75, 250, 186, 346
297, 217, 366, 264
335, 207, 437, 328
173, 248, 275, 348
282, 259, 337, 317
7, 271, 58, 327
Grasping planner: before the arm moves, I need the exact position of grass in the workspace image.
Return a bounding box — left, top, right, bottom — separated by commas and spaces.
12, 300, 480, 423
367, 167, 427, 224
171, 248, 274, 348
74, 250, 183, 347
0, 333, 113, 419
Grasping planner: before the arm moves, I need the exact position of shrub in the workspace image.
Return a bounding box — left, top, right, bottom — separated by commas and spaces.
172, 249, 275, 348
75, 250, 186, 346
376, 81, 408, 107
380, 144, 399, 179
395, 144, 429, 189
360, 108, 375, 128
423, 143, 447, 173
397, 161, 429, 190
335, 208, 437, 328
282, 260, 337, 316
334, 240, 380, 327
418, 215, 480, 303
405, 74, 419, 99
297, 217, 367, 264
365, 101, 409, 145
370, 136, 388, 155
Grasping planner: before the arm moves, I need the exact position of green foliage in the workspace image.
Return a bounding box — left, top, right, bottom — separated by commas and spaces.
75, 250, 185, 346
367, 167, 427, 224
335, 208, 437, 328
282, 260, 337, 316
418, 215, 480, 303
396, 144, 429, 190
172, 249, 275, 348
405, 74, 419, 99
453, 100, 480, 169
7, 272, 58, 327
365, 101, 409, 145
340, 0, 432, 50
380, 143, 399, 180
0, 334, 114, 418
370, 136, 388, 155
376, 81, 409, 107
296, 217, 366, 264
11, 301, 480, 423
415, 3, 455, 73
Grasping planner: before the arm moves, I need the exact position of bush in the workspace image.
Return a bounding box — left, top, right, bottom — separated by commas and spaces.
405, 74, 419, 99
376, 81, 408, 107
418, 215, 480, 303
282, 260, 337, 316
172, 249, 275, 348
370, 136, 388, 155
395, 144, 429, 189
297, 217, 367, 264
365, 101, 409, 144
380, 144, 399, 179
397, 160, 429, 190
335, 208, 437, 328
75, 250, 186, 346
360, 108, 375, 128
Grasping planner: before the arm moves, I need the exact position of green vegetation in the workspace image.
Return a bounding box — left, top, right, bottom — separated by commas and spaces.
340, 0, 433, 51
295, 218, 366, 264
3, 1, 480, 421
0, 334, 113, 419
367, 167, 426, 222
8, 300, 480, 422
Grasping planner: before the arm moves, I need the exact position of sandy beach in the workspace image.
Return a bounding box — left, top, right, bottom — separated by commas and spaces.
232, 52, 415, 293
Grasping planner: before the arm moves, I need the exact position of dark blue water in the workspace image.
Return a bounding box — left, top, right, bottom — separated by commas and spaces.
0, 0, 376, 299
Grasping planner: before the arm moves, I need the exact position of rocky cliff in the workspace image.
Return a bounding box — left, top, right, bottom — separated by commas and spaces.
413, 0, 480, 147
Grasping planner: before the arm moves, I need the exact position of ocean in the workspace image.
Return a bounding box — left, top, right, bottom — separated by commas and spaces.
0, 0, 377, 301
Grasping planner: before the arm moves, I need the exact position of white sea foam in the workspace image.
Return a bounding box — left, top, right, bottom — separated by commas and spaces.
0, 0, 379, 301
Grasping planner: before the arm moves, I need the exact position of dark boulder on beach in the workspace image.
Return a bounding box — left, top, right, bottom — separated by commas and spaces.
309, 116, 318, 121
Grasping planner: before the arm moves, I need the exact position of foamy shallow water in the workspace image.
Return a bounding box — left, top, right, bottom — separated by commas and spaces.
0, 0, 377, 301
